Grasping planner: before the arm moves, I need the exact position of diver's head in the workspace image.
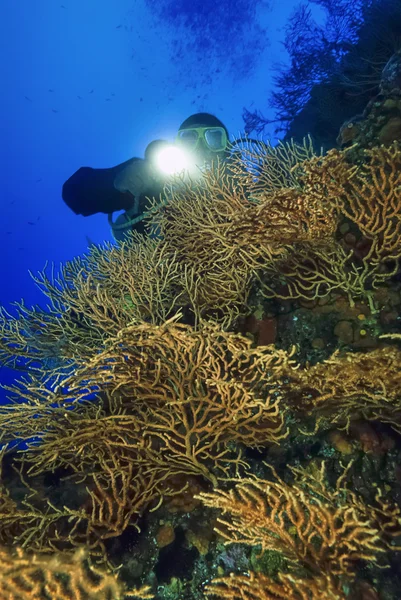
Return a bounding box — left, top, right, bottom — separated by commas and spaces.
176, 113, 229, 169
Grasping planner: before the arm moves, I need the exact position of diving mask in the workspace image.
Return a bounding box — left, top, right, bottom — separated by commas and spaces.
175, 126, 228, 152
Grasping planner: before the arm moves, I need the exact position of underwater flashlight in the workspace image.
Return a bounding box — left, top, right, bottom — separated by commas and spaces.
154, 145, 190, 176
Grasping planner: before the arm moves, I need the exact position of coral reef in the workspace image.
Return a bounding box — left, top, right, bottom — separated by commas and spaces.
0, 545, 152, 600
199, 462, 400, 598
2, 111, 401, 598
244, 0, 401, 149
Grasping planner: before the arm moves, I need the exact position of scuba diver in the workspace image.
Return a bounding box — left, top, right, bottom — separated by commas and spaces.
62, 113, 230, 242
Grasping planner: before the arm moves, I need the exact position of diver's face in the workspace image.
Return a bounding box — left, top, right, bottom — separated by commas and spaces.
192, 139, 217, 168
176, 125, 227, 172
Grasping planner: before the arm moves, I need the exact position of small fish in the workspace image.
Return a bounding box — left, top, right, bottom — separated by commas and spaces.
105, 98, 111, 101
111, 92, 115, 96
48, 89, 54, 92
60, 4, 66, 7
27, 221, 35, 225
116, 24, 122, 28
51, 109, 59, 113
89, 89, 94, 93
77, 95, 82, 99
35, 178, 42, 183
6, 232, 11, 235
24, 95, 32, 102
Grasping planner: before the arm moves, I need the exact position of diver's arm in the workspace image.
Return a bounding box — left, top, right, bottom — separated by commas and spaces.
62, 160, 138, 217
114, 160, 147, 198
